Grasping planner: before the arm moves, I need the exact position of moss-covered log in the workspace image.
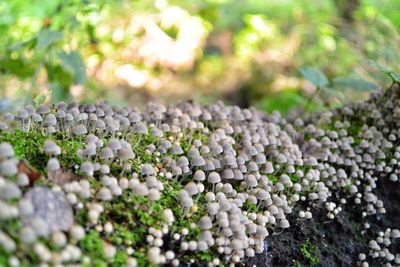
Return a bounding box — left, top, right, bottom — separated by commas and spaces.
0, 86, 399, 267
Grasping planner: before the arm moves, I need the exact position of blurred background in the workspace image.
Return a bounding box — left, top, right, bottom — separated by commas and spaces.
0, 0, 399, 115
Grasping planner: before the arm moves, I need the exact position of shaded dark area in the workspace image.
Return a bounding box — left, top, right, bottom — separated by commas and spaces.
246, 177, 400, 267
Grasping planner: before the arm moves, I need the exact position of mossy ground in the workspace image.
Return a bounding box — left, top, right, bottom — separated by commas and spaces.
0, 129, 217, 266
299, 239, 320, 266
2, 97, 395, 266
0, 125, 332, 266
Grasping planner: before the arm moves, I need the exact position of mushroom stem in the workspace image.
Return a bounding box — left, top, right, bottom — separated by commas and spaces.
256, 201, 264, 210
27, 118, 31, 132
132, 134, 142, 149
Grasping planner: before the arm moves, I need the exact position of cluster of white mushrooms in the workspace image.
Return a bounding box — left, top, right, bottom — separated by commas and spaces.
0, 87, 399, 266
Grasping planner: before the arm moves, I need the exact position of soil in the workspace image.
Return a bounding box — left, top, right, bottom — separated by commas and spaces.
246, 177, 400, 267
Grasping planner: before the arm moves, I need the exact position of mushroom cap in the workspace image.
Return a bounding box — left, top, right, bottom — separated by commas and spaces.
151, 128, 163, 138
141, 164, 154, 176
255, 225, 269, 237
47, 158, 60, 172
255, 153, 266, 164
80, 161, 95, 176
184, 182, 198, 196
100, 147, 114, 160
245, 174, 258, 187
263, 162, 274, 174
31, 113, 42, 122
203, 160, 216, 171
191, 155, 206, 167
97, 187, 113, 201
279, 219, 290, 228
0, 158, 17, 177
198, 216, 213, 230
128, 112, 141, 123
221, 168, 234, 179
177, 156, 189, 167
133, 183, 149, 196
0, 181, 21, 199
160, 139, 172, 149
3, 112, 14, 121
256, 189, 269, 200
233, 169, 244, 180
133, 123, 148, 134
73, 124, 88, 135
36, 104, 50, 114
108, 138, 122, 151
280, 174, 291, 184
55, 110, 66, 119
43, 114, 57, 126
83, 143, 97, 157
21, 187, 73, 232
247, 161, 259, 172
146, 176, 159, 188
222, 154, 236, 166
181, 196, 193, 208
0, 122, 8, 130
85, 134, 99, 144
85, 104, 96, 113
193, 170, 206, 182
118, 147, 135, 160
188, 147, 200, 158
391, 229, 400, 238
0, 142, 14, 158
170, 144, 184, 155
208, 172, 221, 184
148, 188, 161, 201
221, 183, 233, 194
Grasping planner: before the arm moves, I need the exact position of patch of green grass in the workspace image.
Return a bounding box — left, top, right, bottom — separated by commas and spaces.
300, 239, 320, 266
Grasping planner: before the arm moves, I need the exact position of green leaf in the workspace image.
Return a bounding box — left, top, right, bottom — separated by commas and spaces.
259, 90, 309, 115
333, 77, 379, 91
321, 86, 345, 102
33, 94, 47, 107
0, 57, 35, 78
300, 66, 329, 88
45, 61, 73, 102
35, 29, 63, 50
50, 81, 71, 102
57, 51, 87, 84
370, 61, 400, 83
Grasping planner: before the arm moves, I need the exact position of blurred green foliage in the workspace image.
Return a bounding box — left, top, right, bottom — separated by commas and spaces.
0, 0, 399, 112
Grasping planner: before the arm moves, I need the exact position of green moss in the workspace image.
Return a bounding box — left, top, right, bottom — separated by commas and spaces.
266, 173, 279, 184
0, 124, 221, 266
80, 230, 107, 266
242, 201, 258, 213
196, 250, 215, 263
300, 239, 320, 266
0, 247, 10, 266
0, 129, 82, 173
112, 250, 128, 267
0, 130, 47, 171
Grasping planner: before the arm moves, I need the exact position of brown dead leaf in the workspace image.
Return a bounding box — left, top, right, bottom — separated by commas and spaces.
48, 168, 81, 185
18, 160, 42, 185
